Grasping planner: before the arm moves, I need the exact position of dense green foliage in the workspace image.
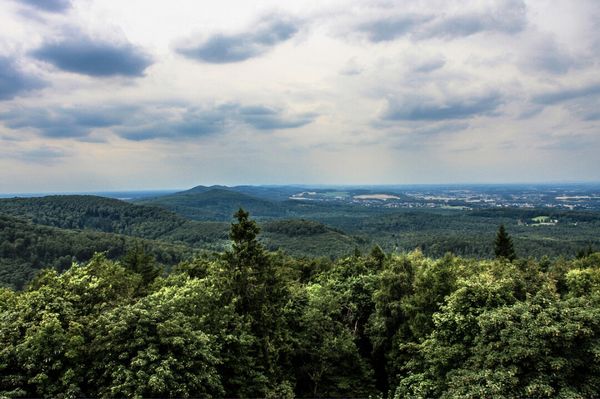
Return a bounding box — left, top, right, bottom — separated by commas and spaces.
2, 210, 600, 398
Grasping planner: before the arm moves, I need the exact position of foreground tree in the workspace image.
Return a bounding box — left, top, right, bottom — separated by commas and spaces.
494, 224, 516, 261
220, 208, 294, 396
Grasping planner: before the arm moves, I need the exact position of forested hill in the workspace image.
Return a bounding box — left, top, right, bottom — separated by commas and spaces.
0, 195, 362, 255
0, 195, 188, 239
0, 214, 193, 290
0, 196, 365, 288
136, 187, 288, 221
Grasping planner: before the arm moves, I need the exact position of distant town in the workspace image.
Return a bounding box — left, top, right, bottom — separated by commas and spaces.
288, 184, 600, 210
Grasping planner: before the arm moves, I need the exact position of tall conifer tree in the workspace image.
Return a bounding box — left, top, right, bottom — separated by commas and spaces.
494, 224, 516, 261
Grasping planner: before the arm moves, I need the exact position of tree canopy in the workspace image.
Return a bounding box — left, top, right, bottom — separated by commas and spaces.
1, 210, 600, 398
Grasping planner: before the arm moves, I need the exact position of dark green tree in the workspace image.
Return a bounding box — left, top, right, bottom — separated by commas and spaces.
368, 245, 386, 270
494, 224, 516, 261
122, 244, 161, 286
221, 209, 293, 396
576, 244, 594, 259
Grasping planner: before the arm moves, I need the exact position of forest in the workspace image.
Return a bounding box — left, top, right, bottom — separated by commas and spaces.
1, 208, 600, 398
2, 190, 600, 291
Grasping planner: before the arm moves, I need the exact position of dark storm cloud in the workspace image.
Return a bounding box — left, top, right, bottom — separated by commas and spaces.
357, 0, 526, 42
177, 15, 299, 63
0, 106, 133, 138
31, 37, 153, 77
382, 92, 503, 121
533, 83, 600, 105
0, 56, 45, 100
18, 0, 71, 13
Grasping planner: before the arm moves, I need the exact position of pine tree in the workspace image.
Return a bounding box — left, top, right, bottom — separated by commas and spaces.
576, 244, 594, 259
122, 244, 160, 285
368, 244, 386, 269
223, 208, 291, 396
494, 224, 516, 261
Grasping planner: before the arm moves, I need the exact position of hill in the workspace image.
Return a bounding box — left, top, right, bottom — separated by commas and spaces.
0, 214, 194, 290
0, 195, 188, 239
261, 219, 363, 258
136, 188, 287, 221
0, 196, 370, 287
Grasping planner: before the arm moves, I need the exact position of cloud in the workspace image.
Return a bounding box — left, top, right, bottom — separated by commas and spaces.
417, 4, 526, 40
31, 37, 153, 77
382, 92, 503, 121
0, 56, 45, 100
582, 109, 600, 121
537, 134, 595, 151
177, 15, 299, 63
18, 0, 71, 13
411, 55, 446, 73
533, 83, 600, 105
413, 122, 470, 137
1, 144, 68, 165
117, 107, 230, 141
0, 106, 133, 138
385, 121, 470, 151
340, 58, 364, 76
117, 104, 316, 141
1, 102, 316, 141
238, 106, 316, 130
519, 35, 579, 75
356, 0, 526, 42
357, 15, 430, 42
18, 146, 67, 164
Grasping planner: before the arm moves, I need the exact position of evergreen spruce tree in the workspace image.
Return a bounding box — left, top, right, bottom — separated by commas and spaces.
122, 244, 160, 285
223, 208, 291, 396
576, 244, 594, 259
368, 244, 386, 269
494, 224, 516, 261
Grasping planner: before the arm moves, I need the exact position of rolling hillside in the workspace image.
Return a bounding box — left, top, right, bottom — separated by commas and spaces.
0, 196, 369, 287
0, 214, 194, 290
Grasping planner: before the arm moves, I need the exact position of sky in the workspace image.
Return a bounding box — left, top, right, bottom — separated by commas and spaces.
0, 0, 599, 192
